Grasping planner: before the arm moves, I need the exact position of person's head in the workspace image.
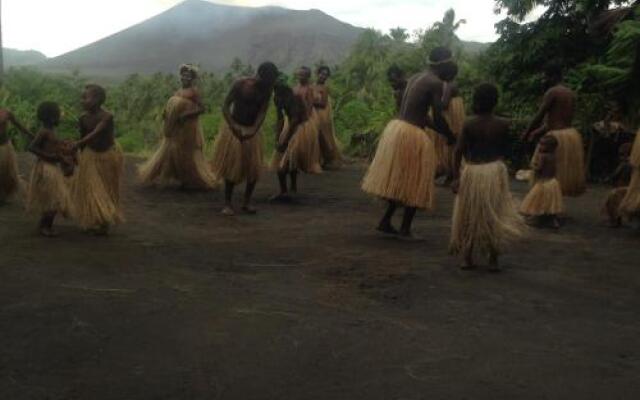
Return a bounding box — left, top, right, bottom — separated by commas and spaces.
256, 62, 279, 88
472, 83, 499, 115
539, 134, 559, 154
429, 47, 458, 82
179, 64, 199, 88
37, 101, 61, 128
296, 66, 312, 85
81, 84, 106, 112
387, 64, 405, 87
316, 65, 331, 84
544, 63, 563, 88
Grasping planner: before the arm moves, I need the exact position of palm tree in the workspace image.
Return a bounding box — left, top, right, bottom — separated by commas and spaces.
432, 9, 466, 48
389, 27, 409, 43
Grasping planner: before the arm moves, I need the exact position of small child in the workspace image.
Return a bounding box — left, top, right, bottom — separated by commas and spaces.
26, 102, 74, 237
519, 134, 564, 229
604, 142, 635, 227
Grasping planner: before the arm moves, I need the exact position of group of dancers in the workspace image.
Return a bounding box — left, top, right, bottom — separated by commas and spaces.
0, 46, 639, 271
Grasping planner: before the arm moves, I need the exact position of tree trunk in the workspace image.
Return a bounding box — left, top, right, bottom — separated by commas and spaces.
0, 0, 4, 86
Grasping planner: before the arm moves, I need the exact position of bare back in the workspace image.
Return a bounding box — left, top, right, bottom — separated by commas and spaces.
458, 115, 511, 164
230, 78, 271, 127
399, 72, 443, 129
545, 85, 576, 130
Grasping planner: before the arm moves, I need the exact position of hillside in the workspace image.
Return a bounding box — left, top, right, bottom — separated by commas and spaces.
41, 0, 364, 77
3, 48, 47, 68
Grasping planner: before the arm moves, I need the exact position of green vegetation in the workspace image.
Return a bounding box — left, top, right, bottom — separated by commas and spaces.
1, 1, 638, 161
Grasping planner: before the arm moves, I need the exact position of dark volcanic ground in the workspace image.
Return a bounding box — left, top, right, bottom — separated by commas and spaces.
1, 155, 639, 400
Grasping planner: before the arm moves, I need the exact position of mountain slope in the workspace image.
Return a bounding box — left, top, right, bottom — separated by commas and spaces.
3, 48, 47, 68
42, 0, 363, 77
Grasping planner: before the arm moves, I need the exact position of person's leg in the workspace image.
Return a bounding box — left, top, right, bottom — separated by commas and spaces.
290, 170, 298, 194
39, 211, 57, 237
461, 244, 476, 270
222, 180, 235, 215
377, 201, 398, 234
488, 248, 501, 272
399, 207, 417, 237
242, 180, 257, 214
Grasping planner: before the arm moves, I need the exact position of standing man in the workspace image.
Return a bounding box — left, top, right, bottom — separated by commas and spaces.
211, 62, 279, 216
523, 64, 586, 197
362, 47, 456, 239
313, 66, 342, 169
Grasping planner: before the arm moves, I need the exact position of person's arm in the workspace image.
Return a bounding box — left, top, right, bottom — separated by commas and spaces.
431, 99, 455, 146
523, 90, 554, 141
222, 82, 243, 141
180, 91, 206, 122
29, 132, 60, 163
451, 125, 468, 193
73, 113, 112, 149
441, 82, 453, 109
8, 111, 34, 140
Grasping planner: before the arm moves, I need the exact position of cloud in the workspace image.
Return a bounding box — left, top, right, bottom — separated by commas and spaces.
3, 0, 503, 57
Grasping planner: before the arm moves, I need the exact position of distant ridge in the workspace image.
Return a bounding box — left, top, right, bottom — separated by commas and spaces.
40, 0, 364, 77
3, 48, 47, 68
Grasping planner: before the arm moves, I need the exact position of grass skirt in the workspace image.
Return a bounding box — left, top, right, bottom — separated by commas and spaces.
362, 119, 437, 210
619, 168, 640, 216
630, 130, 640, 168
0, 142, 21, 201
72, 143, 124, 229
535, 129, 586, 196
26, 160, 72, 216
603, 187, 628, 221
519, 178, 564, 216
450, 161, 524, 255
210, 120, 263, 184
138, 96, 216, 189
313, 102, 342, 167
275, 119, 322, 174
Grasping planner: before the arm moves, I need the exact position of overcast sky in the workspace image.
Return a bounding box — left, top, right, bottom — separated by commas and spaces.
3, 0, 506, 57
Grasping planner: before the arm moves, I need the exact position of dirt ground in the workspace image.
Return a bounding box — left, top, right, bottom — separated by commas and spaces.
1, 154, 640, 400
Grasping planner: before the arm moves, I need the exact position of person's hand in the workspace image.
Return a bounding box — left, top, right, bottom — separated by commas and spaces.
451, 179, 460, 194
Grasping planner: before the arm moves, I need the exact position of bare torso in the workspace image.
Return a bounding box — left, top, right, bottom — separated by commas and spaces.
79, 110, 115, 152
459, 115, 511, 164
312, 84, 329, 109
399, 72, 443, 129
231, 79, 271, 127
293, 84, 315, 119
545, 85, 576, 130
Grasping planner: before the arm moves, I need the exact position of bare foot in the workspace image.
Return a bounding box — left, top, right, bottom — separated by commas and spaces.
397, 232, 424, 242
460, 263, 477, 271
241, 206, 257, 215
376, 223, 398, 235
270, 193, 292, 203
221, 206, 235, 216
39, 227, 58, 237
